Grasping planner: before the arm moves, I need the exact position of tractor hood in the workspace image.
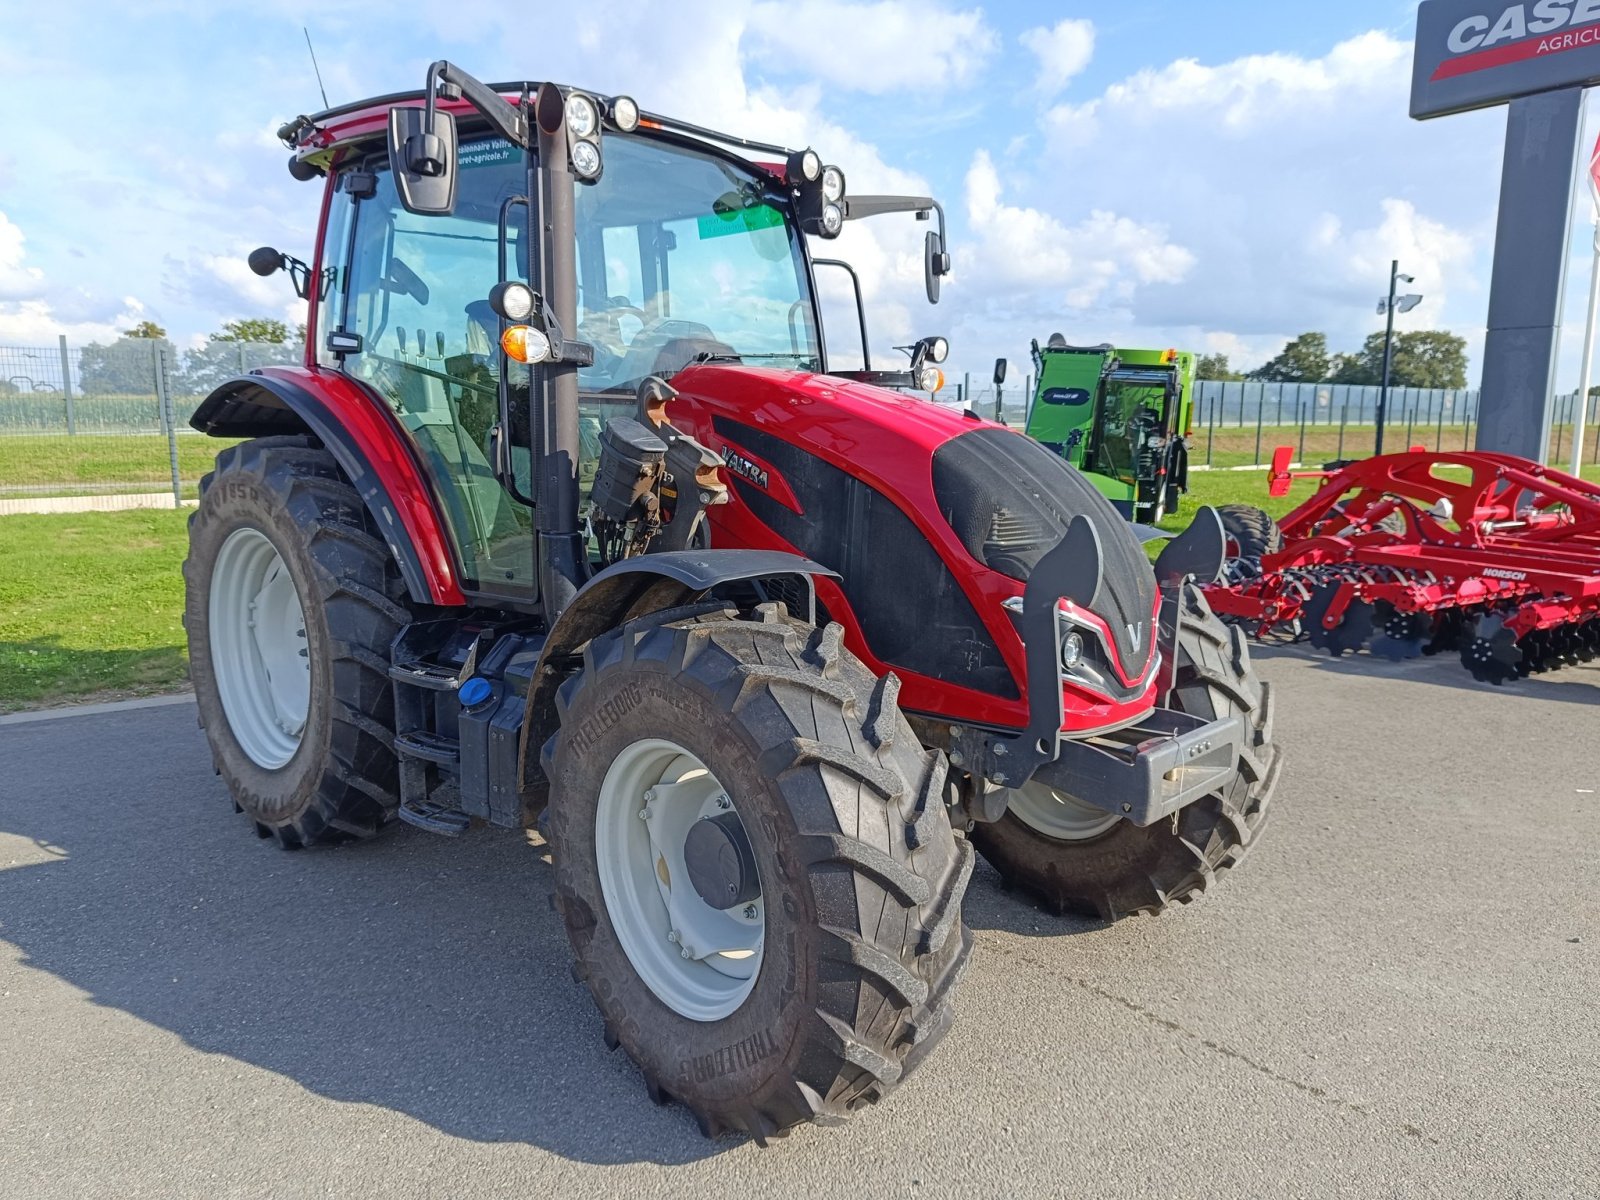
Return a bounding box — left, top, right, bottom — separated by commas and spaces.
665, 363, 1161, 717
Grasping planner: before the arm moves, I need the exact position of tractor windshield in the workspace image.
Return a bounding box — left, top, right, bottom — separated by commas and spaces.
573, 133, 821, 394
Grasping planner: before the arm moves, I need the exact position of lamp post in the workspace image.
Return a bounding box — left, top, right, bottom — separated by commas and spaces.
1375, 261, 1424, 456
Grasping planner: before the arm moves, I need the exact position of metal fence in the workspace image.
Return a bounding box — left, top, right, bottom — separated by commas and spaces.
7, 340, 1599, 509
0, 337, 303, 506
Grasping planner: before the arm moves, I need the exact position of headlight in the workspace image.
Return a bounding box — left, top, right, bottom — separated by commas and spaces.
821, 165, 845, 201
571, 139, 602, 179
917, 365, 943, 392
1060, 632, 1084, 670
1146, 433, 1164, 448
566, 94, 598, 139
821, 202, 843, 235
501, 325, 552, 364
611, 95, 639, 132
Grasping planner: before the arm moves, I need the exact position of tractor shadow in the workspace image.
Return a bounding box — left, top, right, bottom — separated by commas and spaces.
0, 704, 733, 1166
1248, 639, 1600, 704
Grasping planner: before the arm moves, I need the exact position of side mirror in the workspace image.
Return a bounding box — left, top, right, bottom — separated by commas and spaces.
924, 231, 949, 304
387, 106, 458, 216
993, 358, 1008, 386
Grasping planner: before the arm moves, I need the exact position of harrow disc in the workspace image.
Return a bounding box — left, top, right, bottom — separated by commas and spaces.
1302, 582, 1374, 658
1369, 601, 1430, 661
1460, 614, 1523, 686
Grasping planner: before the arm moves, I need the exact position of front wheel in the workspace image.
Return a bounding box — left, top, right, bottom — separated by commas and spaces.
971, 584, 1281, 920
544, 604, 974, 1141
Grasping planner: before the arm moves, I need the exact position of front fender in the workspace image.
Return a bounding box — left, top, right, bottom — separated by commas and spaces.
191, 367, 465, 606
516, 550, 838, 804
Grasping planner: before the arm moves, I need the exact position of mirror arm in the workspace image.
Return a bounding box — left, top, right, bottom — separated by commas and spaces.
813, 259, 870, 371
425, 60, 531, 149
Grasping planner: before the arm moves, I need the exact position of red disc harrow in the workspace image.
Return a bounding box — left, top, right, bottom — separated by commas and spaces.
1203, 448, 1600, 684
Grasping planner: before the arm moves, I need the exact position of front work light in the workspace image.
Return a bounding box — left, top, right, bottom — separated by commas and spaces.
566, 93, 598, 138
611, 95, 640, 132
821, 203, 844, 235
821, 166, 845, 201
489, 280, 536, 323
927, 336, 949, 364
502, 324, 552, 364
571, 139, 602, 178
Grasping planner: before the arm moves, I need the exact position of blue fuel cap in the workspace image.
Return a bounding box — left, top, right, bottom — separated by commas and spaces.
459, 676, 494, 710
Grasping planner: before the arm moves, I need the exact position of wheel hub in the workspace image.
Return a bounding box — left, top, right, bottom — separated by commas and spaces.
208, 527, 310, 770
595, 739, 765, 1022
1007, 779, 1121, 841
684, 811, 761, 910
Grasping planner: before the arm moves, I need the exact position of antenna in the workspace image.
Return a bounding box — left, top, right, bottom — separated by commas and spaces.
303, 27, 330, 110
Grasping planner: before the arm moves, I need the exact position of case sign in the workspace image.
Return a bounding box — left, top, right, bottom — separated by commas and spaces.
1413, 0, 1600, 118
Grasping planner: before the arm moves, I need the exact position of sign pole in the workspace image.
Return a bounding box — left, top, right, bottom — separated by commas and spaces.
1572, 132, 1600, 476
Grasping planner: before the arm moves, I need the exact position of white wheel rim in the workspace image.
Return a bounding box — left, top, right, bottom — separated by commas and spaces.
208, 527, 310, 770
1008, 780, 1121, 841
595, 738, 764, 1022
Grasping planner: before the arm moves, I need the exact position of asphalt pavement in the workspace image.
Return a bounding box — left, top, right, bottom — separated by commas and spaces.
1, 646, 1596, 1199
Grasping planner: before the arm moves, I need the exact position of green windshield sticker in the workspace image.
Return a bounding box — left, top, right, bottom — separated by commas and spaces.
697, 203, 785, 241
460, 141, 518, 169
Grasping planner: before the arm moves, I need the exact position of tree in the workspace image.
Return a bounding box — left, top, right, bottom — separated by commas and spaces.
210, 317, 292, 345
1247, 332, 1330, 383
78, 334, 175, 396
122, 320, 168, 339
1196, 352, 1242, 381
1329, 330, 1469, 390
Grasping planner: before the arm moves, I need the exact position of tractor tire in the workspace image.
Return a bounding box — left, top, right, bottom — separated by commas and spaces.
1218, 503, 1282, 561
971, 584, 1280, 921
543, 603, 974, 1142
184, 436, 407, 849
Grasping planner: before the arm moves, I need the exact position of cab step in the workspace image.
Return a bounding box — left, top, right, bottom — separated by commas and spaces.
395, 730, 460, 765
396, 799, 471, 836
389, 660, 461, 691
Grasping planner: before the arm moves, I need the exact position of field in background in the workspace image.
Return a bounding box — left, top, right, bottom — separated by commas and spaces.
6, 461, 1599, 712
0, 509, 191, 711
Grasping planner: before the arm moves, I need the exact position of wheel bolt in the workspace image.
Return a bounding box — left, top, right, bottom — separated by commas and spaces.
638, 809, 649, 820
716, 794, 731, 810
666, 930, 679, 943
743, 904, 758, 920
680, 947, 692, 959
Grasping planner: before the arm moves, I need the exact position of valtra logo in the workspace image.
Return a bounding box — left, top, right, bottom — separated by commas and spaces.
1436, 1, 1600, 80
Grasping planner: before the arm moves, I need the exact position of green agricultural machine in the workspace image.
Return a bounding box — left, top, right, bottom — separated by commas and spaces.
1024, 336, 1196, 522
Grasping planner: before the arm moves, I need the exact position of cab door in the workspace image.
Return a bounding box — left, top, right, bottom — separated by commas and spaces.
324, 139, 537, 597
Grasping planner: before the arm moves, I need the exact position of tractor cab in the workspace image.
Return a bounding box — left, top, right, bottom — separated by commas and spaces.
261, 69, 950, 604
1025, 338, 1195, 522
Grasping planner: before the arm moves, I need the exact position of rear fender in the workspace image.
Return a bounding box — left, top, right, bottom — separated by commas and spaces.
191, 367, 466, 606
516, 550, 838, 805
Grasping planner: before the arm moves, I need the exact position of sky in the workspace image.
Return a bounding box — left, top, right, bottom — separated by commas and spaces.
4, 0, 1600, 388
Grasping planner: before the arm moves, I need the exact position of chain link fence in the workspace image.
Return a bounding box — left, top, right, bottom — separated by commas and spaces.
7, 343, 1598, 510
0, 337, 302, 510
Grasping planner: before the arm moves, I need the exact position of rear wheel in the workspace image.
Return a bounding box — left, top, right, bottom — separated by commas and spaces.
544, 604, 974, 1141
1218, 503, 1282, 562
971, 584, 1281, 920
184, 436, 407, 848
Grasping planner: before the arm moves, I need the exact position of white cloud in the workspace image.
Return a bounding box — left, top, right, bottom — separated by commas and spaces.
1013, 31, 1497, 373
745, 0, 998, 94
0, 211, 45, 301
962, 150, 1194, 309
0, 296, 151, 346
1021, 18, 1094, 99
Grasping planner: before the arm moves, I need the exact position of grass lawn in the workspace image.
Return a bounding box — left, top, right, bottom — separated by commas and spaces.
0, 434, 231, 496
0, 508, 192, 712
1, 456, 1595, 712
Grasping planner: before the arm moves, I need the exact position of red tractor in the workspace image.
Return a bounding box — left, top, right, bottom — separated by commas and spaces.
186, 63, 1281, 1140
